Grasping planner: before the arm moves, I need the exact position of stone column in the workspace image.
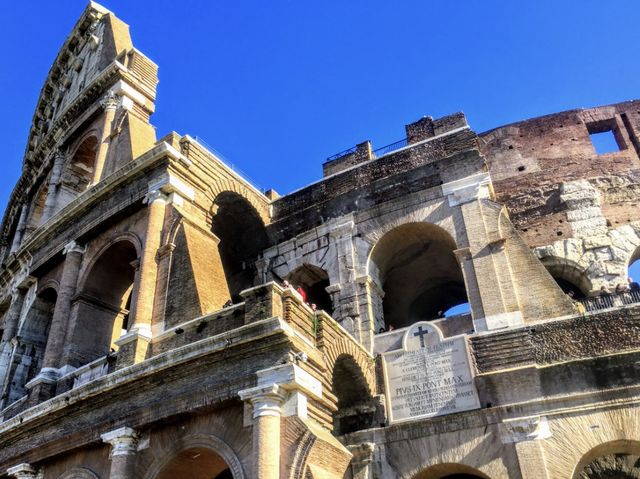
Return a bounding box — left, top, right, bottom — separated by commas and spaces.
102, 427, 140, 479
43, 241, 85, 369
92, 92, 119, 185
239, 363, 323, 479
500, 416, 552, 479
239, 384, 286, 479
348, 443, 375, 479
41, 150, 66, 223
9, 204, 29, 254
442, 173, 523, 332
6, 464, 38, 479
115, 190, 167, 367
0, 288, 27, 386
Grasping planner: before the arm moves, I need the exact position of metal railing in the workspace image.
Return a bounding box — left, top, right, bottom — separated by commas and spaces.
578, 289, 640, 312
325, 145, 359, 163
373, 138, 408, 158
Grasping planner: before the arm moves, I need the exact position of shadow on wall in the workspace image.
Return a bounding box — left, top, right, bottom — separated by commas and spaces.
211, 192, 268, 303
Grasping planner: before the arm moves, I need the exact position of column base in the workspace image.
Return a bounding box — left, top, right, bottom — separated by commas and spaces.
114, 326, 152, 369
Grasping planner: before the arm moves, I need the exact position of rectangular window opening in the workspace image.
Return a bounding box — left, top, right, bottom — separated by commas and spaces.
589, 129, 621, 155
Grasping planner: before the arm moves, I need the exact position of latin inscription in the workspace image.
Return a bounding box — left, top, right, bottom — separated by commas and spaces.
383, 323, 480, 423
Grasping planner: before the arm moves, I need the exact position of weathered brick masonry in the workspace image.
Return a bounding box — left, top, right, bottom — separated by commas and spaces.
0, 3, 639, 479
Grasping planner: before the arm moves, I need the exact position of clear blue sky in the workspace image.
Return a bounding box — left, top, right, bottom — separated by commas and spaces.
1, 1, 639, 212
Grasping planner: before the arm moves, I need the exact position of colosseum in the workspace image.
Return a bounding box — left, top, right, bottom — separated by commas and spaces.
0, 3, 639, 479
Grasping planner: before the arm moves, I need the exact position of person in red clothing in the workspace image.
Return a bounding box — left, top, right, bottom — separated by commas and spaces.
295, 285, 307, 302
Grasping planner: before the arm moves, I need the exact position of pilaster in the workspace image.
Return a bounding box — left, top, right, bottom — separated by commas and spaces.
92, 92, 119, 185
6, 464, 39, 479
442, 173, 523, 332
102, 426, 140, 479
41, 150, 66, 223
500, 416, 552, 479
239, 363, 323, 479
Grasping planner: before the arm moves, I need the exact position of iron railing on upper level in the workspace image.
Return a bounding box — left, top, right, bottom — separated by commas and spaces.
372, 138, 408, 158
325, 145, 359, 163
577, 289, 640, 312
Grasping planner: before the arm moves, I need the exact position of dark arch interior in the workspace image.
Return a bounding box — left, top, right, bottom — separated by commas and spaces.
370, 223, 467, 329
554, 277, 586, 299
542, 261, 590, 299
155, 447, 232, 479
577, 453, 640, 479
211, 192, 268, 302
6, 288, 57, 403
69, 240, 136, 366
287, 264, 333, 314
73, 136, 98, 170
332, 354, 375, 435
412, 464, 489, 479
62, 136, 98, 195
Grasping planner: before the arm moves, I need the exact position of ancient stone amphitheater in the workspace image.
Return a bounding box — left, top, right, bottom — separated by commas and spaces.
0, 3, 639, 479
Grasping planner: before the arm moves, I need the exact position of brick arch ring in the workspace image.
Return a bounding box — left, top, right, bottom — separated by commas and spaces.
323, 337, 376, 395
204, 181, 270, 225
75, 232, 143, 293
55, 468, 100, 479
142, 433, 246, 479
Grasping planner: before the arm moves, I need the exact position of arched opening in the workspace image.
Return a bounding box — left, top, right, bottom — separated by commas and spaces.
573, 440, 640, 479
331, 354, 375, 435
542, 259, 590, 299
58, 136, 98, 206
67, 240, 137, 367
24, 182, 49, 235
369, 223, 467, 330
412, 463, 490, 479
155, 447, 233, 479
211, 192, 268, 302
0, 299, 10, 339
5, 288, 57, 404
627, 248, 640, 299
286, 264, 333, 313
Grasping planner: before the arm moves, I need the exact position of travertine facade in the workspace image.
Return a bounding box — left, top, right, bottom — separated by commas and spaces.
0, 4, 639, 479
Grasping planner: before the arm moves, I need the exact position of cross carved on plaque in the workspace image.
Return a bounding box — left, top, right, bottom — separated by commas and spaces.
413, 326, 429, 348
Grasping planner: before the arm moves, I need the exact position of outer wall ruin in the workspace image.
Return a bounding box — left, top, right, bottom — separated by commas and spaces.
0, 3, 639, 479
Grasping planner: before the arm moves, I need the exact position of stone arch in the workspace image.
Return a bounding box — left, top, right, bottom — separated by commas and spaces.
331, 353, 376, 434
323, 337, 375, 394
573, 440, 640, 479
411, 463, 491, 479
25, 179, 50, 234
367, 222, 466, 330
5, 286, 58, 403
286, 264, 333, 314
210, 191, 269, 302
77, 233, 142, 290
68, 237, 139, 367
37, 279, 60, 297
541, 256, 592, 298
58, 133, 99, 205
143, 433, 246, 479
56, 467, 100, 479
204, 179, 270, 225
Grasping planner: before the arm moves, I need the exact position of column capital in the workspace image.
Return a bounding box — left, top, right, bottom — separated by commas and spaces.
7, 463, 38, 479
143, 189, 169, 205
63, 240, 86, 256
101, 426, 140, 456
442, 172, 493, 207
100, 91, 119, 111
239, 384, 287, 418
500, 416, 552, 444
53, 148, 67, 161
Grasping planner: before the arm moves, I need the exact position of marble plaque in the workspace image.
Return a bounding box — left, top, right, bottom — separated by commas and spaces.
383, 322, 480, 423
